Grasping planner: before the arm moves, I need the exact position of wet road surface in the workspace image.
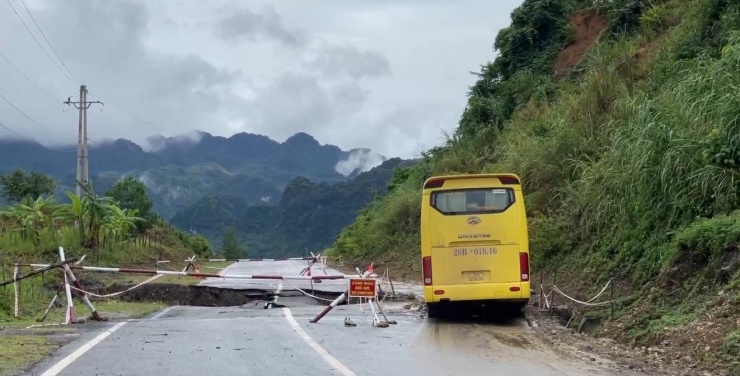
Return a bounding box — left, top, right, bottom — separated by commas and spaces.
25, 261, 641, 376
26, 304, 641, 376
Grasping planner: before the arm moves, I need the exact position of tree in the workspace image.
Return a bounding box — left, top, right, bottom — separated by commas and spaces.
58, 182, 135, 256
105, 176, 154, 229
0, 196, 62, 247
221, 227, 245, 259
0, 169, 56, 203
189, 235, 213, 258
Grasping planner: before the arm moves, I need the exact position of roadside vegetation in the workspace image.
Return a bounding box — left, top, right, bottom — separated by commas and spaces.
329, 0, 739, 371
0, 170, 221, 375
0, 170, 215, 319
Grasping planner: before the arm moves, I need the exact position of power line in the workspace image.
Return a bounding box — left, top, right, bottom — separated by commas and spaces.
3, 0, 78, 86
0, 91, 56, 133
4, 0, 165, 135
87, 93, 164, 130
0, 120, 77, 151
16, 0, 80, 84
0, 52, 62, 101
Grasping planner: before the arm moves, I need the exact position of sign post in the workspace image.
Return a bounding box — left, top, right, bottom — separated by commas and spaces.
349, 277, 389, 327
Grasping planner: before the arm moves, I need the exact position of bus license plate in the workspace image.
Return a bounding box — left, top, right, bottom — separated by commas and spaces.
467, 272, 484, 281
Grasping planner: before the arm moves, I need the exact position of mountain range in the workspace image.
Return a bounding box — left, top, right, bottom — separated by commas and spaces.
0, 131, 387, 219
0, 131, 415, 255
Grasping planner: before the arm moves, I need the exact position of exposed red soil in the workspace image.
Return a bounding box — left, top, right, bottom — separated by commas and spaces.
553, 9, 609, 77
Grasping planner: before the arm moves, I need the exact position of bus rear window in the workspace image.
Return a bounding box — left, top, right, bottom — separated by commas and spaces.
430, 188, 514, 215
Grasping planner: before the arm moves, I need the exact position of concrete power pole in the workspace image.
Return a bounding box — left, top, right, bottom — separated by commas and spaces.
64, 85, 102, 198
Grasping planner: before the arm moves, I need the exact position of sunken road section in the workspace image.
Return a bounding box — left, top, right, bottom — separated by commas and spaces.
90, 282, 346, 307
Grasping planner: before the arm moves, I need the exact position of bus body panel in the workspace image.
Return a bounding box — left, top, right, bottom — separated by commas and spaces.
420, 174, 530, 306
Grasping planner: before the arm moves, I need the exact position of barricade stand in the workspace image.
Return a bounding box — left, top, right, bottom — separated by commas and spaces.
63, 270, 75, 324
13, 264, 19, 317
309, 270, 372, 324
38, 255, 86, 323
299, 253, 323, 286
353, 266, 395, 327
59, 247, 105, 322
37, 282, 65, 323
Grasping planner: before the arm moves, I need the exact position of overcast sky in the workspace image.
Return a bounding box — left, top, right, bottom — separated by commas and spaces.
0, 0, 522, 159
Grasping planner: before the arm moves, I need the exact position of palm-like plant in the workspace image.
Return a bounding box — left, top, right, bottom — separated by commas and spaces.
0, 196, 61, 246
101, 205, 143, 243
57, 183, 132, 251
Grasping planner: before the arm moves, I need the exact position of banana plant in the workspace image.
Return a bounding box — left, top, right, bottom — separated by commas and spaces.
57, 181, 115, 251
0, 196, 60, 246
101, 206, 143, 243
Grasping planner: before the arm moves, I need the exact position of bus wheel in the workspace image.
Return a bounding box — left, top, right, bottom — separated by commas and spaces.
426, 304, 440, 319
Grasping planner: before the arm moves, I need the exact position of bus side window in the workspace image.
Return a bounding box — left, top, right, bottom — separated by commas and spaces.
485, 190, 509, 210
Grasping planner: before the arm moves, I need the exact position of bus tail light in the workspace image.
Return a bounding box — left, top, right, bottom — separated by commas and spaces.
498, 176, 520, 185
519, 252, 529, 281
422, 256, 432, 285
424, 179, 445, 189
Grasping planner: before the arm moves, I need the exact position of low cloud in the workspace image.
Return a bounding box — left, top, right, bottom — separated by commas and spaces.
310, 45, 391, 80
143, 131, 205, 152
335, 148, 386, 176
215, 6, 305, 47
0, 0, 523, 160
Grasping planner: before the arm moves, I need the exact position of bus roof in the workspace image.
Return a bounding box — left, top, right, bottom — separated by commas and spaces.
422, 173, 521, 190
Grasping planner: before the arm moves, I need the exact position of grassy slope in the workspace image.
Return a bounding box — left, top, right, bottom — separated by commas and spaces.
328, 0, 739, 371
0, 222, 201, 318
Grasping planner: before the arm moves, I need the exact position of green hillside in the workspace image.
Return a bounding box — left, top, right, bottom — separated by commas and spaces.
330, 0, 739, 371
172, 158, 414, 258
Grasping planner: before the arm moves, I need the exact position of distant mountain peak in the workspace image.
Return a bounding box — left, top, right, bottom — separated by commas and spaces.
283, 132, 319, 146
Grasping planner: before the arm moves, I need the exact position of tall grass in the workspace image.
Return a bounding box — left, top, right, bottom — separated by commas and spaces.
330, 0, 740, 291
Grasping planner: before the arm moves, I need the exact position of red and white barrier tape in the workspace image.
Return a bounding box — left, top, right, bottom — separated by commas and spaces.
68, 274, 163, 299
23, 263, 360, 281
156, 257, 317, 264
13, 265, 19, 317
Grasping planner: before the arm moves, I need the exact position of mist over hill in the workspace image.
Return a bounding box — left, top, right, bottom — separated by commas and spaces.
0, 131, 387, 218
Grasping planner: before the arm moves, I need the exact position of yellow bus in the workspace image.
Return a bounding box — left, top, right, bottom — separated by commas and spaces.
420, 173, 530, 318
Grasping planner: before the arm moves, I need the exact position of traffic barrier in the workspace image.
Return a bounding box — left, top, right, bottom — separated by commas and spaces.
59, 247, 105, 322
13, 265, 18, 317
19, 263, 358, 281
310, 270, 373, 324
308, 263, 396, 328
10, 248, 397, 329
299, 253, 325, 285
157, 256, 319, 263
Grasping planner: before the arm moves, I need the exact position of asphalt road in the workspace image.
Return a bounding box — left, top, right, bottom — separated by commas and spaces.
197, 259, 423, 297
24, 261, 639, 376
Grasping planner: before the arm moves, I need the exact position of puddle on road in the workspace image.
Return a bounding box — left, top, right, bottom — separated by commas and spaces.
407, 312, 630, 376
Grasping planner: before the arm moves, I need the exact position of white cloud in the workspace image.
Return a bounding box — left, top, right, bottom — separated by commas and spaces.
335, 149, 386, 176
0, 0, 523, 159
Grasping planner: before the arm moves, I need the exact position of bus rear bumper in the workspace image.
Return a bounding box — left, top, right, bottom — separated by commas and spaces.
424, 282, 530, 304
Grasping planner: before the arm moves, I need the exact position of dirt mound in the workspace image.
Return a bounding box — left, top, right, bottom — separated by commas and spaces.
553, 10, 609, 77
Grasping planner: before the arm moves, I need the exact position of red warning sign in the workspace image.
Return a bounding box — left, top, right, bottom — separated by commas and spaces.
348, 278, 377, 298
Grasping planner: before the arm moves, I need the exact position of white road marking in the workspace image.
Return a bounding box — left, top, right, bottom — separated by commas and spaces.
40, 320, 130, 376
267, 282, 283, 308
282, 308, 356, 376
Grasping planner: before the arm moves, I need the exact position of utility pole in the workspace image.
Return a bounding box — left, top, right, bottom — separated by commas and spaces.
64, 85, 102, 198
